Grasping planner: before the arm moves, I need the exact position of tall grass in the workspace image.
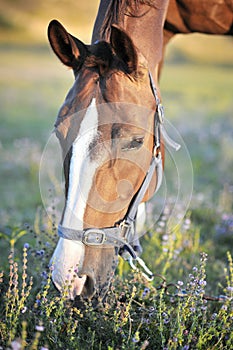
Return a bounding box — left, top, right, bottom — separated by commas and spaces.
0, 210, 232, 349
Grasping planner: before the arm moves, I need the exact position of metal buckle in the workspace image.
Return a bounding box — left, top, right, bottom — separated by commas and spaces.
119, 221, 133, 241
83, 229, 106, 246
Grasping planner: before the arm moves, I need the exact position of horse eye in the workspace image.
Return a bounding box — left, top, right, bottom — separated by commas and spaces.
122, 136, 144, 151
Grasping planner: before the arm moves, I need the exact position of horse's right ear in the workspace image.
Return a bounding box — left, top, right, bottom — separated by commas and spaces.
48, 20, 87, 70
110, 24, 138, 74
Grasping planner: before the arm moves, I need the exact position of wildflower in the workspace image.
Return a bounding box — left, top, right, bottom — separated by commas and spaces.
40, 347, 49, 350
192, 266, 198, 272
190, 307, 196, 313
132, 331, 140, 343
142, 287, 150, 298
226, 286, 233, 292
182, 346, 190, 350
35, 325, 44, 332
132, 337, 139, 343
24, 243, 29, 249
142, 317, 150, 324
211, 313, 217, 320
199, 279, 207, 286
184, 218, 191, 225
74, 267, 79, 274
221, 305, 228, 311
162, 234, 169, 241
41, 271, 48, 279
200, 252, 208, 261
201, 306, 207, 311
158, 221, 166, 227
21, 306, 27, 313
36, 250, 45, 257
10, 340, 21, 350
177, 280, 184, 286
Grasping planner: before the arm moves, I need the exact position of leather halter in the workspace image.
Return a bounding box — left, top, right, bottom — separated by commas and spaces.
58, 72, 180, 264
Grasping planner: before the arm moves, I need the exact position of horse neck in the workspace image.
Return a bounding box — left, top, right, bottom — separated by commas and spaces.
92, 0, 169, 84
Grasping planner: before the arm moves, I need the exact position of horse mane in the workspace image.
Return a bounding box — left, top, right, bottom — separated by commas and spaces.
100, 0, 156, 40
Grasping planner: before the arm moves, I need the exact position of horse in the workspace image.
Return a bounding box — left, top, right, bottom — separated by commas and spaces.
47, 0, 170, 302
163, 0, 233, 71
47, 0, 232, 302
92, 0, 233, 75
164, 0, 233, 40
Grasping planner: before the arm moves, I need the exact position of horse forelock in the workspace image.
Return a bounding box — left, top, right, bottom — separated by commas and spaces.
86, 41, 113, 67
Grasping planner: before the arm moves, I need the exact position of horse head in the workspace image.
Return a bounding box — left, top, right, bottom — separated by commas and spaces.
47, 20, 162, 301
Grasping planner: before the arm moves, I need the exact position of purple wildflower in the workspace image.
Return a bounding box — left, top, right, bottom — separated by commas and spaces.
41, 271, 48, 279
182, 346, 190, 350
142, 287, 150, 298
35, 325, 44, 332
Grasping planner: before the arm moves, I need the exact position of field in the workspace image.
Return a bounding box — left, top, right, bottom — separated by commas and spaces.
0, 2, 233, 348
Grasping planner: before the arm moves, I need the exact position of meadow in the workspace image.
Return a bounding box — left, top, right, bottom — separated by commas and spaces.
0, 10, 233, 349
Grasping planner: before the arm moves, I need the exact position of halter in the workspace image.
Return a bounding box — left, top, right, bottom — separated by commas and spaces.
58, 72, 180, 280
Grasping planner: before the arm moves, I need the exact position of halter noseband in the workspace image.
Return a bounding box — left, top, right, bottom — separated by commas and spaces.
57, 72, 180, 279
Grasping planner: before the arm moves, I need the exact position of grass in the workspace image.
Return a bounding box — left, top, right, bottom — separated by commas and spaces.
0, 32, 233, 349
0, 213, 232, 349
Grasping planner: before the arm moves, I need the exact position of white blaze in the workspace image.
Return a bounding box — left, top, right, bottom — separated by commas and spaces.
63, 98, 99, 229
51, 98, 100, 299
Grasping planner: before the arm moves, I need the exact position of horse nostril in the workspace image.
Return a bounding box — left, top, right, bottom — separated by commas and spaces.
52, 279, 60, 292
81, 274, 96, 298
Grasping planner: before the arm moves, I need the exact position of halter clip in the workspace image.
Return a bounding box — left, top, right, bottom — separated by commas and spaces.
127, 256, 154, 281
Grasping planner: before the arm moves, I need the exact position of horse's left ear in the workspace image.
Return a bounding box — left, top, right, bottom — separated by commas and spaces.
110, 24, 138, 74
48, 20, 87, 70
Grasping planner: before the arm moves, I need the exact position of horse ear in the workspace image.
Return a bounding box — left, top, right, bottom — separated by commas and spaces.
110, 24, 138, 73
48, 20, 87, 69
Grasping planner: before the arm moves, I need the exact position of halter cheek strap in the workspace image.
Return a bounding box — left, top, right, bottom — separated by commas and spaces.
57, 72, 180, 280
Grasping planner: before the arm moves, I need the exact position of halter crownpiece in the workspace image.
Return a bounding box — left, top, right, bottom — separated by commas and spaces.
57, 71, 181, 280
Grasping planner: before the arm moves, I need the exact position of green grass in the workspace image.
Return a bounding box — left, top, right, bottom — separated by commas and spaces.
0, 37, 233, 349
0, 214, 232, 349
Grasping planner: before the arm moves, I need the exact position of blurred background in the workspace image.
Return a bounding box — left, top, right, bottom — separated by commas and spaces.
0, 0, 232, 232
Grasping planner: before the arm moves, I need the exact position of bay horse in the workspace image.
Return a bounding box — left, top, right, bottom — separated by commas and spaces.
92, 0, 233, 75
48, 0, 170, 301
47, 0, 232, 302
